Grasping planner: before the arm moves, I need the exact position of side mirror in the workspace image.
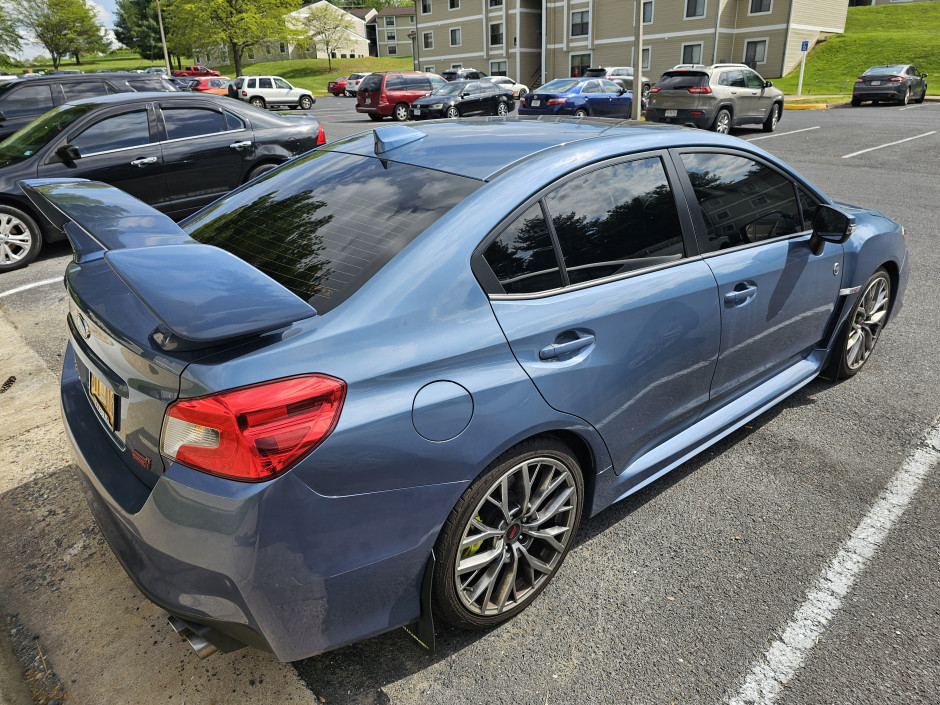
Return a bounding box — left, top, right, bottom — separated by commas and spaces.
764, 80, 773, 88
56, 144, 81, 162
462, 91, 470, 98
809, 204, 855, 255
922, 73, 929, 78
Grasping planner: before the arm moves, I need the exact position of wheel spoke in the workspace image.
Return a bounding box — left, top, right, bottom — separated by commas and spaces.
528, 486, 574, 527
517, 544, 553, 576
525, 525, 569, 553
493, 548, 519, 613
459, 517, 503, 551
456, 544, 503, 575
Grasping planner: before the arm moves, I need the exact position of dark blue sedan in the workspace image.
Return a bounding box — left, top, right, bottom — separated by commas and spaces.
519, 77, 638, 117
34, 118, 908, 662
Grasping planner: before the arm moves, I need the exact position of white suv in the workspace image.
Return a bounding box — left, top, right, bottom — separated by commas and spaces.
234, 76, 316, 110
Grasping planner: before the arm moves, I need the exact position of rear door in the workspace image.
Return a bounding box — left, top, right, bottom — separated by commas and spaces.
481, 153, 720, 477
743, 70, 771, 121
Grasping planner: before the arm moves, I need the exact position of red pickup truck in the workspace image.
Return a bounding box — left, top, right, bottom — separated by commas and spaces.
172, 65, 221, 78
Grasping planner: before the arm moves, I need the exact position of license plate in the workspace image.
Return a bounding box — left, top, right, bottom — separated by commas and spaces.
871, 81, 881, 86
532, 99, 540, 107
89, 370, 116, 429
413, 107, 421, 114
665, 109, 678, 117
365, 98, 371, 104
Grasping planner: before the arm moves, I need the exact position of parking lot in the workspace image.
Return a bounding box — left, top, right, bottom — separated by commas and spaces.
1, 101, 938, 704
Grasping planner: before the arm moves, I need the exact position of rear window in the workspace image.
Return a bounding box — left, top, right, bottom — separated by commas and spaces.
655, 72, 709, 90
358, 74, 383, 92
184, 150, 482, 314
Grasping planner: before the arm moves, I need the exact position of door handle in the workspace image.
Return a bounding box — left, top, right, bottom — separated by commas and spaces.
229, 140, 252, 149
130, 156, 158, 167
724, 284, 758, 306
539, 334, 595, 360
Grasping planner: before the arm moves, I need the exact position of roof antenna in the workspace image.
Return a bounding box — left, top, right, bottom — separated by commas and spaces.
373, 125, 426, 155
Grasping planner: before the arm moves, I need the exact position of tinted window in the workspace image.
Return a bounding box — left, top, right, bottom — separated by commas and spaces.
745, 71, 764, 89
0, 84, 54, 118
185, 151, 482, 314
163, 107, 226, 140
681, 152, 803, 252
385, 75, 405, 91
258, 78, 273, 89
484, 204, 562, 294
124, 77, 176, 92
246, 78, 256, 88
359, 74, 383, 92
224, 111, 245, 130
796, 186, 821, 230
581, 80, 601, 93
656, 72, 708, 90
61, 81, 111, 100
543, 157, 685, 285
404, 75, 432, 90
71, 110, 151, 154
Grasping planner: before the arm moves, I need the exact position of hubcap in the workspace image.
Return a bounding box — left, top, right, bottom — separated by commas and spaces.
0, 214, 32, 264
454, 457, 577, 616
846, 276, 889, 370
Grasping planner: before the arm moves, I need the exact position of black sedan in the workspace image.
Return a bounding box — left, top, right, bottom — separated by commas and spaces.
852, 64, 928, 106
0, 92, 325, 272
409, 80, 514, 120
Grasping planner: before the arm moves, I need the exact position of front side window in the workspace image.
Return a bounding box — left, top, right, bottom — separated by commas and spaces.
686, 0, 706, 18
0, 84, 54, 118
571, 10, 589, 37
490, 22, 503, 46
162, 107, 226, 141
72, 110, 151, 155
450, 27, 461, 46
749, 0, 771, 13
543, 157, 684, 285
745, 70, 765, 88
274, 78, 291, 89
681, 152, 803, 253
682, 43, 703, 65
484, 205, 562, 294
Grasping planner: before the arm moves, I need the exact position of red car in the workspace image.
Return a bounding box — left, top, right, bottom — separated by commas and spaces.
328, 76, 348, 96
187, 76, 231, 94
355, 70, 446, 121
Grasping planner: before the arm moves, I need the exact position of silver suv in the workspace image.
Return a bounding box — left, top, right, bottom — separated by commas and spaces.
645, 63, 784, 134
232, 75, 315, 110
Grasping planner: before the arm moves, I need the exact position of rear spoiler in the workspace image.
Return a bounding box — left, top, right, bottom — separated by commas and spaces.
21, 179, 317, 351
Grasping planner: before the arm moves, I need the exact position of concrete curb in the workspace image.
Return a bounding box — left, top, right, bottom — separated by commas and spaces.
785, 103, 831, 110
0, 622, 31, 705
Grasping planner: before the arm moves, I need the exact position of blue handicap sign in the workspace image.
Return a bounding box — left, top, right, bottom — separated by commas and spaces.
801, 40, 809, 52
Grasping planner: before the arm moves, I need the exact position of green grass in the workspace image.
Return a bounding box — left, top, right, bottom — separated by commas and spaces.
1, 49, 174, 74
773, 3, 940, 94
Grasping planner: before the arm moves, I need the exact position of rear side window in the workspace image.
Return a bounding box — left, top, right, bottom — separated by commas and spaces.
359, 74, 383, 92
403, 75, 432, 91
0, 84, 54, 118
61, 81, 111, 100
484, 205, 562, 294
185, 151, 482, 314
385, 75, 405, 91
258, 78, 273, 89
125, 77, 175, 92
656, 72, 709, 90
163, 107, 226, 140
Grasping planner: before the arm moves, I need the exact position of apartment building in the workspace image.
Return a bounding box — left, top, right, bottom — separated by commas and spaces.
375, 6, 418, 58
416, 0, 848, 85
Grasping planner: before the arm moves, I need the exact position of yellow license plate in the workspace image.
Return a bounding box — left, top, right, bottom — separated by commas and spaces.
89, 370, 115, 429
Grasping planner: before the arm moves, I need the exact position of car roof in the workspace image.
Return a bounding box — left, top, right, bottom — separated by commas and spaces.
327, 118, 759, 182
61, 91, 229, 109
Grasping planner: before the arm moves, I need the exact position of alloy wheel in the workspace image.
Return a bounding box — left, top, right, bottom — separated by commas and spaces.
845, 273, 890, 372
714, 110, 731, 134
446, 106, 460, 118
0, 213, 34, 266
497, 102, 509, 116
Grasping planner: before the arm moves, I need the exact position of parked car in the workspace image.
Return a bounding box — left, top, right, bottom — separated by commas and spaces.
356, 70, 446, 121
231, 75, 315, 110
188, 77, 231, 95
328, 76, 348, 96
0, 73, 179, 140
172, 65, 221, 78
852, 64, 927, 106
344, 72, 369, 96
645, 63, 784, 134
518, 77, 638, 117
145, 67, 169, 75
441, 67, 488, 81
485, 75, 529, 98
0, 92, 325, 272
583, 66, 653, 101
35, 118, 908, 662
410, 80, 514, 119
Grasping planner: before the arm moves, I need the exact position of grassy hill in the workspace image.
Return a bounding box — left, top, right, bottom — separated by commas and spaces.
773, 3, 940, 93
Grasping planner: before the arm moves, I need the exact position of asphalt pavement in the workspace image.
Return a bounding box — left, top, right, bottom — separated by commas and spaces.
1, 99, 938, 704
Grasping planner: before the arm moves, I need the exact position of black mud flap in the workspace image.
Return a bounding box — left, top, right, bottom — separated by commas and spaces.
401, 551, 436, 655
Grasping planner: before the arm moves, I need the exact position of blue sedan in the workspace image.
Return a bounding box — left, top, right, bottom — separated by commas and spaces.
34, 118, 907, 662
519, 77, 639, 117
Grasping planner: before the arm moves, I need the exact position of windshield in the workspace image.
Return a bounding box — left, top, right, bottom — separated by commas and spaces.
863, 65, 907, 76
432, 82, 466, 96
539, 79, 579, 93
0, 103, 98, 169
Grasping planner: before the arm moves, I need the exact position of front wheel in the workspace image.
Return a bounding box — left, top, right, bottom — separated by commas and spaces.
0, 205, 42, 273
446, 106, 460, 119
829, 268, 891, 379
915, 86, 926, 104
299, 95, 313, 110
393, 102, 409, 121
762, 103, 780, 132
711, 108, 731, 134
432, 437, 584, 629
249, 97, 266, 109
496, 101, 509, 116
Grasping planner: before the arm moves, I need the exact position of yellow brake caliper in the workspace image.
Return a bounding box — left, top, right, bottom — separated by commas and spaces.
461, 514, 484, 558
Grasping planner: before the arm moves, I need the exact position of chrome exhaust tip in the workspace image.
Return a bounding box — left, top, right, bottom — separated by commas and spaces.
167, 616, 219, 659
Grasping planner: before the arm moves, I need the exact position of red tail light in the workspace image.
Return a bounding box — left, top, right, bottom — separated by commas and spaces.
161, 375, 346, 482
687, 86, 712, 94
855, 77, 865, 83
316, 124, 326, 146
546, 97, 566, 105
888, 76, 904, 82
650, 86, 661, 93
379, 94, 388, 105
241, 90, 247, 96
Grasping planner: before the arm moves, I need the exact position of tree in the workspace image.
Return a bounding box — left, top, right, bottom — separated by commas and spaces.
301, 3, 355, 71
20, 0, 105, 69
114, 0, 162, 62
0, 5, 23, 63
166, 0, 303, 77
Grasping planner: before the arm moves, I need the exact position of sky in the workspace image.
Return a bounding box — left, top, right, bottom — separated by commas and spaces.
17, 0, 120, 60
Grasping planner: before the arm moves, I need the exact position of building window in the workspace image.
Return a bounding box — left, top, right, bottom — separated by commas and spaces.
449, 0, 459, 9
571, 10, 589, 37
421, 0, 431, 14
424, 65, 435, 73
385, 16, 395, 26
571, 53, 591, 77
451, 63, 463, 70
682, 43, 703, 64
279, 42, 286, 53
386, 30, 396, 41
450, 27, 461, 46
489, 0, 503, 6
749, 0, 772, 13
643, 1, 653, 23
409, 16, 414, 23
642, 47, 651, 70
423, 31, 433, 49
490, 22, 503, 46
744, 39, 767, 65
491, 59, 508, 76
387, 45, 398, 55
685, 0, 705, 18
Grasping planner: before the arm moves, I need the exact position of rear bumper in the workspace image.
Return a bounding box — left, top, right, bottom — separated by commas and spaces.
644, 108, 713, 129
853, 88, 907, 102
355, 102, 391, 116
61, 343, 452, 662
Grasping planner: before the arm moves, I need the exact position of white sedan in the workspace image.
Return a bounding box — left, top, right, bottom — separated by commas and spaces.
485, 75, 529, 98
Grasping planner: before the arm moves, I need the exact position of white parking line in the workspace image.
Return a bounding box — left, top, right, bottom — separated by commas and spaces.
0, 277, 62, 298
841, 131, 936, 158
746, 126, 820, 142
727, 420, 940, 705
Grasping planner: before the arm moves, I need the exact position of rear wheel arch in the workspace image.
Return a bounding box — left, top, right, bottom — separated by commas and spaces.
242, 159, 282, 184
0, 197, 47, 241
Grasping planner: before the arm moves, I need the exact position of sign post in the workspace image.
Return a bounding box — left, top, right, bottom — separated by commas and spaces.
797, 40, 809, 96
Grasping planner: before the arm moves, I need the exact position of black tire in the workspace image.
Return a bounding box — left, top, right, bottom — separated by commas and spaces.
344, 90, 351, 97
299, 95, 313, 110
574, 108, 588, 117
915, 86, 926, 104
446, 106, 460, 119
641, 83, 651, 101
393, 102, 409, 121
249, 96, 266, 109
432, 436, 584, 630
851, 97, 862, 107
0, 204, 42, 273
762, 103, 781, 132
518, 88, 527, 97
497, 101, 509, 116
827, 268, 891, 380
244, 162, 277, 183
899, 88, 910, 106
711, 108, 732, 134
368, 113, 383, 122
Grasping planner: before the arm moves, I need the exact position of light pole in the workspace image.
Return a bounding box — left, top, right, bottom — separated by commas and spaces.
155, 0, 172, 74
631, 0, 644, 121
408, 29, 419, 72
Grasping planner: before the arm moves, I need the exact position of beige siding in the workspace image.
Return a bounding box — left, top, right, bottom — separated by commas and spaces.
792, 0, 848, 32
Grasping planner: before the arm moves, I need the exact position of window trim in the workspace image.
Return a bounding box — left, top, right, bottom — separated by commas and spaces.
642, 46, 651, 71
423, 31, 433, 50
743, 38, 769, 66
570, 9, 590, 37
680, 42, 704, 65
489, 21, 504, 47
684, 0, 707, 20
448, 0, 459, 9
748, 0, 772, 15
65, 106, 156, 158
643, 0, 654, 24
420, 0, 432, 15
471, 150, 700, 300
450, 27, 462, 47
490, 59, 508, 76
